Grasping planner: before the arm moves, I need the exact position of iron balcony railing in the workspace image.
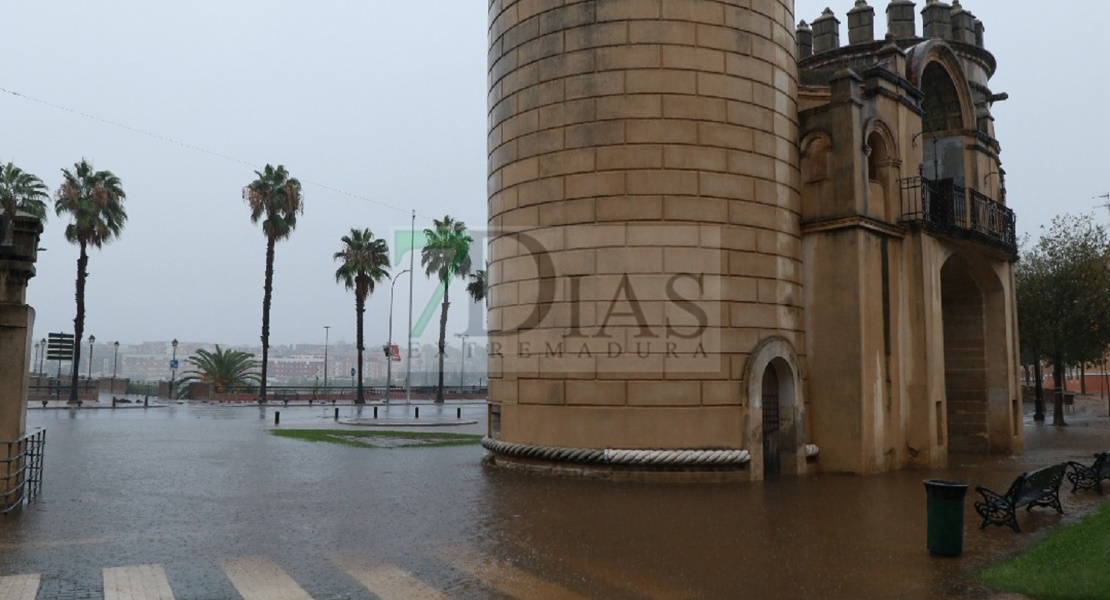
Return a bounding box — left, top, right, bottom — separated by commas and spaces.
1, 427, 45, 515
899, 176, 1016, 255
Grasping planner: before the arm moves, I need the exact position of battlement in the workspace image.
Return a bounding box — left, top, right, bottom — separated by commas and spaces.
797, 0, 984, 60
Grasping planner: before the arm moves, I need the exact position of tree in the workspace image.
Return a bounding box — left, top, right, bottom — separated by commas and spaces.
176, 345, 261, 396
243, 164, 303, 404
1, 162, 49, 244
1016, 214, 1110, 426
421, 215, 472, 403
466, 267, 487, 304
333, 228, 390, 404
54, 159, 127, 404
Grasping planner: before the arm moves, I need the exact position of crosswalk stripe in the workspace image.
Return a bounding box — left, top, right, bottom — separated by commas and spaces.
438, 549, 588, 600
0, 574, 40, 600
335, 558, 447, 600
220, 556, 313, 600
103, 564, 175, 600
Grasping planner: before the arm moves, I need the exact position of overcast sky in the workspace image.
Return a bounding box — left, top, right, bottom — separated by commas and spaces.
5, 1, 1106, 350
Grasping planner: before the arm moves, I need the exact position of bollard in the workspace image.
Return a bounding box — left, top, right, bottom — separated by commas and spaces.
275, 411, 281, 425
144, 397, 149, 407
112, 398, 117, 407
374, 406, 378, 419
415, 407, 420, 419
334, 408, 339, 420
457, 407, 461, 419
41, 400, 48, 408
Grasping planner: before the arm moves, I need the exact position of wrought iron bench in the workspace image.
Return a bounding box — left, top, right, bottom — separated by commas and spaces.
1066, 452, 1110, 495
973, 463, 1066, 532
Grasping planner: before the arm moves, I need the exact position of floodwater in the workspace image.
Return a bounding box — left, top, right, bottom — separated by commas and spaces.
1, 399, 1108, 599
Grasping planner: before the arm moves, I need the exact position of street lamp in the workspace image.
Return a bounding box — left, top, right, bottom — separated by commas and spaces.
169, 338, 178, 399
111, 341, 120, 393
87, 335, 95, 392
33, 340, 41, 376
385, 269, 411, 402
39, 337, 46, 377
323, 325, 330, 400
454, 333, 469, 393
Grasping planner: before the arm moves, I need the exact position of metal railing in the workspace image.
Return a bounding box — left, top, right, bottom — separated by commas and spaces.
899, 176, 1016, 255
1, 428, 45, 516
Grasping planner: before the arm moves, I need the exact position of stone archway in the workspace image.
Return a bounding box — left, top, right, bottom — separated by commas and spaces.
745, 337, 804, 479
940, 257, 988, 452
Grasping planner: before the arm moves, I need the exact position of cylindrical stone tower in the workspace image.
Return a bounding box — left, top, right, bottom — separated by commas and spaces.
485, 0, 804, 479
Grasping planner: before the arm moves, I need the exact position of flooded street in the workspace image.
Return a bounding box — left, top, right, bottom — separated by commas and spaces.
2, 401, 1108, 599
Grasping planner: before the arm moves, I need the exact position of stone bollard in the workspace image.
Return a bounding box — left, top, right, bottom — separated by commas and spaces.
275, 411, 280, 425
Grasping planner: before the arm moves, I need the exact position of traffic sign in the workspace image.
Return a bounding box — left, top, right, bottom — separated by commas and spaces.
170, 359, 179, 370
46, 332, 75, 361
350, 368, 356, 377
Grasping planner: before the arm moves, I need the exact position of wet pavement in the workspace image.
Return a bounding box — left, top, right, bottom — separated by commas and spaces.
1, 397, 1109, 599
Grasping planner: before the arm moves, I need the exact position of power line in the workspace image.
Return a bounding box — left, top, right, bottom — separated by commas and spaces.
0, 85, 430, 220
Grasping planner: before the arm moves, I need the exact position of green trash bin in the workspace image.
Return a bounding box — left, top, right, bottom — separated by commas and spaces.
924, 479, 969, 556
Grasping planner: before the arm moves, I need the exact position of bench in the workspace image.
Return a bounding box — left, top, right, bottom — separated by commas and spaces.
1066, 452, 1110, 495
974, 463, 1066, 532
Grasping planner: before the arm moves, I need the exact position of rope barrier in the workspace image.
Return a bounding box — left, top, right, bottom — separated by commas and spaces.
482, 437, 751, 467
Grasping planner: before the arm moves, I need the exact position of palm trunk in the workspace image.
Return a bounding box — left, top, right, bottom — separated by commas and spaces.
1052, 359, 1067, 426
68, 243, 88, 404
436, 281, 450, 403
259, 235, 275, 404
355, 288, 366, 404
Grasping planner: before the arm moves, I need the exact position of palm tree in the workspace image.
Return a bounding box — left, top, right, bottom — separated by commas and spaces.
243, 164, 303, 404
1, 161, 49, 245
466, 267, 487, 304
54, 159, 127, 404
333, 228, 390, 404
421, 215, 472, 403
177, 345, 261, 397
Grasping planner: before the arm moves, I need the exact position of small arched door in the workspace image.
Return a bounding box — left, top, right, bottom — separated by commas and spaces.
762, 366, 780, 476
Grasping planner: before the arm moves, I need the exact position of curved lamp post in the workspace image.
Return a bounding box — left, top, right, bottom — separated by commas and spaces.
386, 269, 411, 402
169, 338, 178, 399
111, 341, 120, 393
87, 335, 95, 393
323, 325, 330, 400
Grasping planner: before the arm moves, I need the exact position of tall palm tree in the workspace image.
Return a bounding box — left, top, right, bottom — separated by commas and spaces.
0, 161, 49, 245
333, 228, 390, 404
54, 159, 127, 404
243, 164, 303, 404
177, 345, 261, 396
421, 215, 472, 403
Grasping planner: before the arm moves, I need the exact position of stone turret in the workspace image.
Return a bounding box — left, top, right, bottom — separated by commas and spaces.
813, 8, 841, 53
886, 0, 917, 39
848, 1, 876, 44
797, 20, 813, 59
974, 18, 984, 46
949, 1, 976, 44
921, 0, 951, 40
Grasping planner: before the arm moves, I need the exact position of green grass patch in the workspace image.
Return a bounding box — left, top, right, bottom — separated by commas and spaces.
981, 503, 1110, 599
271, 428, 482, 449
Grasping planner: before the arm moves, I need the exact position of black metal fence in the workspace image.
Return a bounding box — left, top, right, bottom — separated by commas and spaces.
1, 428, 45, 516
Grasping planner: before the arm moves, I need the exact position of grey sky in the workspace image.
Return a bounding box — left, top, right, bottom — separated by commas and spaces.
5, 1, 1106, 350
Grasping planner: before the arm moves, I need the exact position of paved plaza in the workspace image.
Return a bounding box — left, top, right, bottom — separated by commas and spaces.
1, 397, 1109, 599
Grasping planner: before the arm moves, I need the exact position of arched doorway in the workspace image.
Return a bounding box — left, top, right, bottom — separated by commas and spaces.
762, 365, 781, 476
941, 258, 988, 452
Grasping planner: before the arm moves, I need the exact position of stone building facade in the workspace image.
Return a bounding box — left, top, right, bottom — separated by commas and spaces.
484, 0, 1019, 478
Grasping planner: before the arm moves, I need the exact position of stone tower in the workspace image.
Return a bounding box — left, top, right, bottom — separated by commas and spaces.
484, 0, 808, 479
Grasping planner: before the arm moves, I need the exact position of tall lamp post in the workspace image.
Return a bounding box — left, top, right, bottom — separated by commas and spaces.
454, 333, 469, 394
39, 337, 46, 377
33, 340, 41, 376
406, 209, 415, 403
323, 325, 330, 400
385, 269, 411, 402
111, 341, 120, 393
169, 338, 178, 399
87, 335, 95, 393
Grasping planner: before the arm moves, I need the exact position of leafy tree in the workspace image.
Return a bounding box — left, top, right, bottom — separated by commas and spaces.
466, 267, 487, 304
177, 345, 261, 396
54, 159, 127, 404
1, 162, 49, 244
421, 215, 472, 403
333, 228, 390, 404
243, 164, 303, 404
1016, 214, 1110, 425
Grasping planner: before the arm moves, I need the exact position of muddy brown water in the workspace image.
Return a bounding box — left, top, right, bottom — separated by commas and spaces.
2, 399, 1108, 599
